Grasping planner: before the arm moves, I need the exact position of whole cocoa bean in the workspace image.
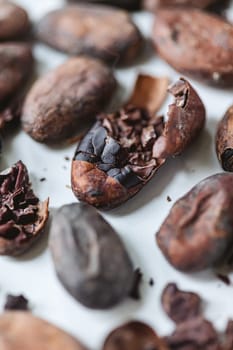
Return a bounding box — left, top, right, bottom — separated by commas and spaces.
156, 173, 233, 272
143, 0, 222, 12
66, 0, 140, 10
0, 312, 86, 350
0, 0, 30, 40
153, 9, 233, 87
22, 56, 116, 143
103, 321, 168, 350
216, 105, 233, 172
0, 161, 49, 256
37, 4, 143, 65
71, 75, 205, 209
49, 203, 134, 309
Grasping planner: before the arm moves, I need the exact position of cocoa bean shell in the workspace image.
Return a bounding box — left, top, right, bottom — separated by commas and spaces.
152, 9, 233, 87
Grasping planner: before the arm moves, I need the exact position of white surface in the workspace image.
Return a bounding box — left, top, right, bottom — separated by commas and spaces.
1, 1, 233, 348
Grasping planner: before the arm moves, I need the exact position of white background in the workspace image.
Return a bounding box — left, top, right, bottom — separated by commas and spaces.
1, 0, 233, 348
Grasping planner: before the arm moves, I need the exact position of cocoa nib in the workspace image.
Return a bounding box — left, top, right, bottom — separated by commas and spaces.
72, 75, 205, 209
156, 173, 233, 272
216, 105, 233, 172
37, 4, 143, 65
103, 321, 168, 350
4, 294, 29, 311
162, 283, 201, 324
153, 9, 233, 87
0, 161, 49, 256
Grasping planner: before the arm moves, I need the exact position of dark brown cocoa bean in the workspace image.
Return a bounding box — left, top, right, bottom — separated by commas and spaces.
0, 312, 86, 350
143, 0, 221, 12
152, 9, 233, 86
164, 317, 220, 350
22, 56, 116, 143
0, 161, 49, 256
103, 321, 168, 350
156, 173, 233, 272
49, 203, 134, 309
0, 0, 30, 41
162, 283, 201, 324
216, 105, 233, 172
37, 4, 143, 65
71, 75, 205, 209
66, 0, 140, 10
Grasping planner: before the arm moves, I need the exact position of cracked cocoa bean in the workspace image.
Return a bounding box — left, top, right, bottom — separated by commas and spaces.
143, 0, 222, 11
22, 56, 116, 143
153, 9, 233, 86
66, 0, 140, 10
157, 173, 233, 272
164, 317, 220, 350
0, 0, 30, 41
216, 105, 233, 172
0, 43, 34, 131
103, 321, 168, 350
0, 312, 86, 350
49, 203, 134, 309
0, 161, 49, 256
71, 75, 205, 209
162, 283, 201, 324
37, 4, 143, 65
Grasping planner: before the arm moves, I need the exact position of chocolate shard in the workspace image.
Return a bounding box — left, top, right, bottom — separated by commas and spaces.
0, 161, 49, 256
216, 105, 233, 172
72, 75, 205, 209
156, 173, 233, 272
162, 283, 201, 324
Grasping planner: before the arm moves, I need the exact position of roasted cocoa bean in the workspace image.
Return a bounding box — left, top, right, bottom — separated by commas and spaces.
49, 203, 134, 309
0, 0, 30, 40
0, 161, 49, 256
0, 312, 86, 350
164, 317, 220, 350
103, 321, 168, 350
66, 0, 140, 10
156, 173, 233, 272
22, 56, 116, 143
216, 105, 233, 172
162, 283, 201, 324
143, 0, 221, 11
0, 43, 34, 131
153, 9, 233, 86
37, 4, 143, 65
71, 75, 205, 209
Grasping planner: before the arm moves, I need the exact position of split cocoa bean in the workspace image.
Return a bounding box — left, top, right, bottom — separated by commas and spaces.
71, 75, 205, 209
37, 4, 143, 65
156, 173, 233, 272
22, 56, 116, 143
216, 105, 233, 172
49, 203, 134, 309
0, 0, 30, 41
0, 161, 49, 256
153, 9, 233, 86
0, 312, 86, 350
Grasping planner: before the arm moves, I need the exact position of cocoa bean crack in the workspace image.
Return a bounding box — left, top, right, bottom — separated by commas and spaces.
74, 105, 165, 189
0, 161, 39, 242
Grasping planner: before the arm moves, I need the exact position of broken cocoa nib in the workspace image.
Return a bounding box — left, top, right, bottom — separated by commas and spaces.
0, 1, 30, 41
0, 161, 49, 256
103, 321, 168, 350
216, 105, 233, 172
153, 9, 233, 86
162, 283, 201, 324
164, 317, 220, 350
72, 75, 205, 209
157, 173, 233, 272
4, 294, 29, 311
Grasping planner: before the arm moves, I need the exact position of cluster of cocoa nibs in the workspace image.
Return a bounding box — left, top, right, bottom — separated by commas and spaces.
0, 161, 39, 243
